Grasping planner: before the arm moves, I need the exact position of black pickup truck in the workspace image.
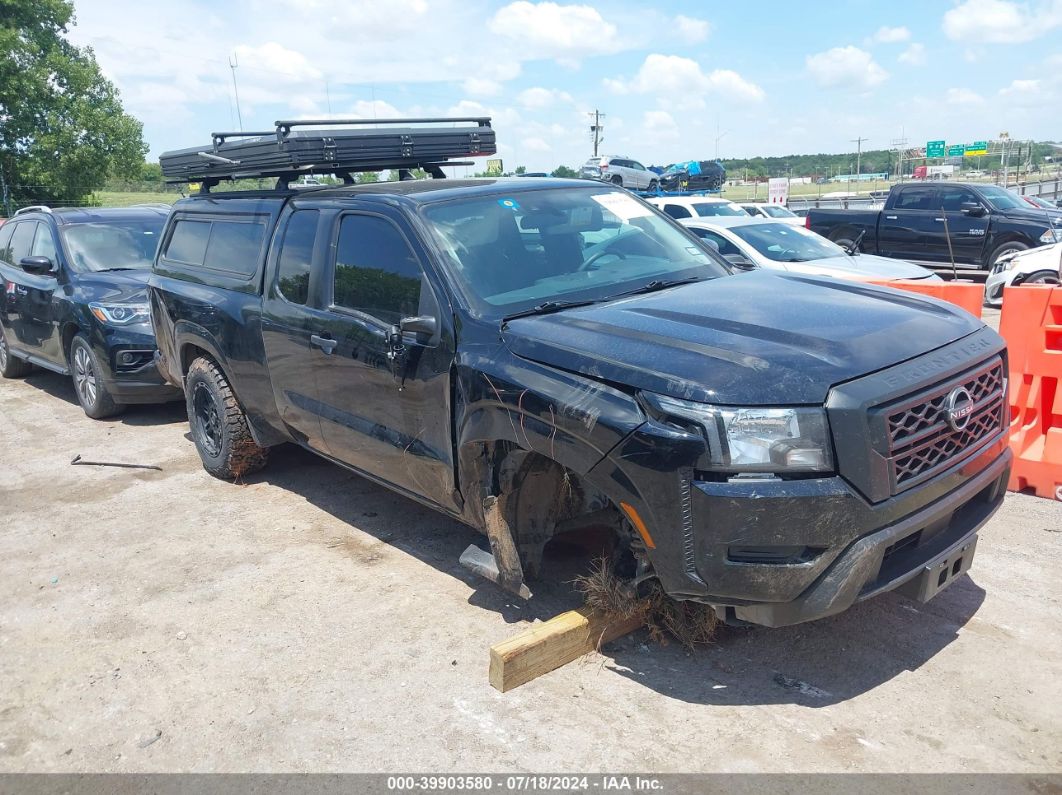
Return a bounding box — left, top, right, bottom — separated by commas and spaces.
148, 122, 1011, 628
807, 182, 1062, 270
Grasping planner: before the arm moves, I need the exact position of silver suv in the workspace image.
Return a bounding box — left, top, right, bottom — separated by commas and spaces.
580, 156, 657, 190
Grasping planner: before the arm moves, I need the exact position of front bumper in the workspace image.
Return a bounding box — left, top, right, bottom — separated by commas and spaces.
587, 328, 1011, 627
93, 325, 182, 404
984, 265, 1017, 307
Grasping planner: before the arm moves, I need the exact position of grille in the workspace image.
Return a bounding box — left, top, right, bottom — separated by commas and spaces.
879, 358, 1005, 493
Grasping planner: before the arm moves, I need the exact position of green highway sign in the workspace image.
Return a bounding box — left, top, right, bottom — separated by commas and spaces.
965, 141, 988, 156
947, 144, 965, 157
926, 140, 946, 158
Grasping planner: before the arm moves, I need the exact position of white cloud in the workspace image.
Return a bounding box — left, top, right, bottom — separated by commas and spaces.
674, 15, 711, 44
517, 87, 574, 108
233, 42, 322, 83
999, 78, 1046, 106
488, 1, 620, 59
642, 110, 679, 141
871, 25, 911, 43
616, 54, 765, 104
942, 0, 1062, 44
463, 78, 503, 96
522, 136, 552, 153
946, 87, 985, 104
898, 42, 927, 65
805, 46, 889, 89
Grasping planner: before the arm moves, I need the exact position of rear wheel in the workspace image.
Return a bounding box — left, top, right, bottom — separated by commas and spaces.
69, 334, 124, 419
610, 175, 623, 187
0, 326, 33, 379
988, 241, 1029, 270
832, 235, 857, 251
185, 356, 268, 479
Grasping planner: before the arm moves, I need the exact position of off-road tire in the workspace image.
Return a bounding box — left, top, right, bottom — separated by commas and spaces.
988, 241, 1029, 270
185, 356, 268, 479
69, 333, 124, 419
0, 325, 32, 379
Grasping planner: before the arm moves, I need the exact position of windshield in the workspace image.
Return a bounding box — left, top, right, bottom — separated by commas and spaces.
761, 205, 797, 218
978, 185, 1035, 211
61, 219, 164, 271
421, 186, 728, 317
729, 223, 845, 262
1027, 196, 1054, 209
693, 202, 748, 217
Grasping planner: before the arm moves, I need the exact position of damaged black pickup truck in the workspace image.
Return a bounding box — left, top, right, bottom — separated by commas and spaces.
150, 142, 1011, 627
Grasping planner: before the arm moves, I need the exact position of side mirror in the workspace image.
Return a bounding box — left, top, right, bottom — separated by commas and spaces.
960, 202, 986, 217
399, 315, 437, 339
724, 254, 756, 271
20, 256, 55, 275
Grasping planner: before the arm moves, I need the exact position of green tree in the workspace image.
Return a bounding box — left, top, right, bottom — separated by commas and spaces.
550, 165, 579, 178
0, 0, 147, 209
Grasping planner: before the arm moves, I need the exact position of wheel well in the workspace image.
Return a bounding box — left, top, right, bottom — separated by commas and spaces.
61, 323, 81, 360
180, 343, 212, 376
460, 441, 631, 579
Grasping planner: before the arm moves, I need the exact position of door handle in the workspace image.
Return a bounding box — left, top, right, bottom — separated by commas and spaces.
885, 215, 897, 220
934, 217, 945, 222
310, 334, 337, 355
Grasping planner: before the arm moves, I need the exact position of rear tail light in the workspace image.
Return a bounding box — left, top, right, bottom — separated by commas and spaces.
599, 159, 608, 169
804, 214, 811, 229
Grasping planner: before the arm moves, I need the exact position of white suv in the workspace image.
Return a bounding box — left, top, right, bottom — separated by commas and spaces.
646, 196, 749, 219
580, 156, 657, 190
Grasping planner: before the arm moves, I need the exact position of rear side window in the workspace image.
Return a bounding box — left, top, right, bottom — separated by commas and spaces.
893, 188, 938, 211
276, 210, 318, 304
166, 220, 210, 264
0, 223, 15, 262
663, 204, 692, 219
164, 217, 266, 277
332, 214, 422, 325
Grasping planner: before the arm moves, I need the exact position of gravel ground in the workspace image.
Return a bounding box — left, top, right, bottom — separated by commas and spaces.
0, 366, 1059, 774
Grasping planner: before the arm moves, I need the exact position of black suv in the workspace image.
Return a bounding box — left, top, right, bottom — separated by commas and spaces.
0, 206, 182, 417
149, 176, 1012, 627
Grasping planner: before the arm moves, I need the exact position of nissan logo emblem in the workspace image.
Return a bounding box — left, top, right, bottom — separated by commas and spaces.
945, 386, 975, 431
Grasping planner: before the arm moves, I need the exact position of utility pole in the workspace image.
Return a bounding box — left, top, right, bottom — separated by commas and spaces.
999, 131, 1010, 189
891, 130, 908, 183
588, 110, 605, 156
229, 54, 243, 131
851, 136, 868, 179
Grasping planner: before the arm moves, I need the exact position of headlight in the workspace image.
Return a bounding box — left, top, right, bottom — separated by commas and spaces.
1040, 229, 1062, 244
89, 302, 150, 326
639, 392, 834, 473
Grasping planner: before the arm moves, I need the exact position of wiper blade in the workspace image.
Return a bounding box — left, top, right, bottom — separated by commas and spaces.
500, 300, 598, 325
613, 276, 704, 297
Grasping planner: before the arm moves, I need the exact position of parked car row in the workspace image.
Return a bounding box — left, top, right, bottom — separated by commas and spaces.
0, 155, 1014, 630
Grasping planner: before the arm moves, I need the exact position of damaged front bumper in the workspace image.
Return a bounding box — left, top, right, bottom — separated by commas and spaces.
589, 424, 1011, 628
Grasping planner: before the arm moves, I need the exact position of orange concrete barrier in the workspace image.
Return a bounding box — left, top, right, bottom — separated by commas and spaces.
866, 279, 984, 319
999, 285, 1062, 500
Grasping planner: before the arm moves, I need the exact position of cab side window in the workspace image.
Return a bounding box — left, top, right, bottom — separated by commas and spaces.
939, 187, 980, 212
275, 210, 319, 305
893, 188, 938, 211
332, 214, 423, 325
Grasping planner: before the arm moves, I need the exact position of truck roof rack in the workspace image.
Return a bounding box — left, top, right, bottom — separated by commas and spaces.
160, 116, 496, 192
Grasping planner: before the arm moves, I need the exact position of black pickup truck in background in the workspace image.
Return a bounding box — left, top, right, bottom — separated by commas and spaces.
807, 182, 1062, 270
147, 119, 1013, 628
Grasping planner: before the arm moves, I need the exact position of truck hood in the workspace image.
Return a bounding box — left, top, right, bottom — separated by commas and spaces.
996, 206, 1062, 226
501, 271, 983, 405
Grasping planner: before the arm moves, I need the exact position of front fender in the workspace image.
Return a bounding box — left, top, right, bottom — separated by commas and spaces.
455, 346, 645, 477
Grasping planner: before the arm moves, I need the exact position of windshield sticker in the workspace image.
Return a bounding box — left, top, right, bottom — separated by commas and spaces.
590, 192, 653, 220
498, 198, 520, 211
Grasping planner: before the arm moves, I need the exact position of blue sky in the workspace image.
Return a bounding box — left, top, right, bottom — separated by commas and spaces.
68, 0, 1060, 173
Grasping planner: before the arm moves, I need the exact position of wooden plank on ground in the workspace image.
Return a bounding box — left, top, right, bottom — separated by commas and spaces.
489, 606, 643, 692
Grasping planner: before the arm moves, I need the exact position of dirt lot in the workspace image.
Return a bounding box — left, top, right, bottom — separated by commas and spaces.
0, 365, 1059, 774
